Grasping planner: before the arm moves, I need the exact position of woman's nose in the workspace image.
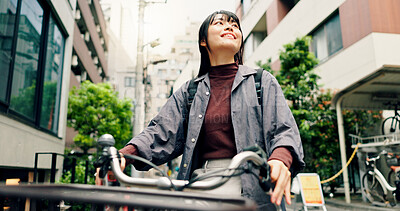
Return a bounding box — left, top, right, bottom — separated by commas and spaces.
224, 25, 233, 31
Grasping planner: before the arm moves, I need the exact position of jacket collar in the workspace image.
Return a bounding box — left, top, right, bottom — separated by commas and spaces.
232, 65, 257, 91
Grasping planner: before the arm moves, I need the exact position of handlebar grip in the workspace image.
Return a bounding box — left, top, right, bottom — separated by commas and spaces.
259, 162, 271, 192
99, 164, 109, 179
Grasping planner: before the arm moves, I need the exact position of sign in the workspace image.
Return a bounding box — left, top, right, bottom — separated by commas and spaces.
296, 173, 325, 207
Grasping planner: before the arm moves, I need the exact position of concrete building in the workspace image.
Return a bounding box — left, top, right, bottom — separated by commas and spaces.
237, 0, 400, 91
146, 22, 201, 124
237, 0, 400, 203
65, 0, 109, 148
100, 0, 137, 102
0, 0, 76, 183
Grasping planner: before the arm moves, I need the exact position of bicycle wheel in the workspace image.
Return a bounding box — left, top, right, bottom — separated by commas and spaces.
386, 171, 398, 206
362, 172, 386, 203
382, 117, 399, 135
388, 171, 396, 187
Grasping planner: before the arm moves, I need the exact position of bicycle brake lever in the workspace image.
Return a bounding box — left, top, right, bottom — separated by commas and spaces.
244, 145, 271, 192
243, 145, 268, 160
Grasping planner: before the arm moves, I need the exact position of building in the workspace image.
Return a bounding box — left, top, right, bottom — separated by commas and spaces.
0, 0, 75, 183
237, 0, 400, 203
238, 0, 400, 91
146, 22, 201, 124
65, 0, 109, 148
100, 0, 137, 102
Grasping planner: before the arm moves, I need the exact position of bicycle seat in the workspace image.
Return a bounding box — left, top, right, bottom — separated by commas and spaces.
390, 166, 400, 172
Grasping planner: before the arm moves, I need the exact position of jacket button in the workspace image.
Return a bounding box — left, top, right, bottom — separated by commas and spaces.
183, 164, 187, 168
191, 138, 195, 143
205, 92, 210, 96
198, 114, 203, 118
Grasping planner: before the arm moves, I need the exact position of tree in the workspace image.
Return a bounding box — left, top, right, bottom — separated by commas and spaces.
257, 36, 381, 191
67, 81, 133, 153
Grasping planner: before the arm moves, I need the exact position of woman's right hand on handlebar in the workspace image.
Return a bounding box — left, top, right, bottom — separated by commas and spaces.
268, 159, 292, 206
95, 155, 126, 186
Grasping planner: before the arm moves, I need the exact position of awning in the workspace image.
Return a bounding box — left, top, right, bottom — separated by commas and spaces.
331, 65, 400, 204
332, 65, 400, 110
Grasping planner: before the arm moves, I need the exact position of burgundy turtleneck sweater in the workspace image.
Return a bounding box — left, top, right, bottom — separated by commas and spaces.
120, 63, 293, 168
198, 63, 238, 160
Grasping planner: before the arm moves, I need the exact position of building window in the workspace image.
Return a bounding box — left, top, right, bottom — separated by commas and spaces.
0, 0, 66, 135
244, 31, 267, 61
9, 0, 44, 120
125, 77, 134, 87
158, 69, 167, 76
311, 13, 343, 62
0, 0, 18, 102
241, 0, 254, 16
40, 15, 65, 133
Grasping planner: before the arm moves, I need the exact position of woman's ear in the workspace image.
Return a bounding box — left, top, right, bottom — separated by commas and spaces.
200, 40, 207, 47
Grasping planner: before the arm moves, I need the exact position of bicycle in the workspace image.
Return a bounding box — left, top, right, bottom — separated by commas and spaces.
93, 134, 274, 210
361, 150, 400, 207
0, 134, 275, 210
382, 101, 400, 135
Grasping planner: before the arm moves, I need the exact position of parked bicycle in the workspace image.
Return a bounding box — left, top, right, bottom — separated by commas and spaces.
382, 101, 400, 135
361, 150, 400, 207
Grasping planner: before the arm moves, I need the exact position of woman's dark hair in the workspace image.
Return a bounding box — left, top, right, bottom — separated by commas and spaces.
197, 10, 244, 77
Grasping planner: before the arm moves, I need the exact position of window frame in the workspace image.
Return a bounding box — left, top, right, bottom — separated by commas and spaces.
0, 0, 68, 137
310, 11, 343, 62
124, 76, 134, 87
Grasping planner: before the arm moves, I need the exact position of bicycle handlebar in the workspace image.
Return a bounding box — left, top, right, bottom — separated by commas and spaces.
366, 150, 388, 162
96, 134, 271, 192
108, 146, 269, 190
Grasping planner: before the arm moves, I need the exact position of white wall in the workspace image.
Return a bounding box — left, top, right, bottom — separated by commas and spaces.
317, 33, 400, 90
244, 0, 346, 68
0, 117, 64, 169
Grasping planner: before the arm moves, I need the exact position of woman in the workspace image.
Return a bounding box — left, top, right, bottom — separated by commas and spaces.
114, 10, 304, 210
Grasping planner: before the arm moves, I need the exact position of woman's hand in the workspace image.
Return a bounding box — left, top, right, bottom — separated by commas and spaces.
267, 159, 291, 206
95, 155, 126, 185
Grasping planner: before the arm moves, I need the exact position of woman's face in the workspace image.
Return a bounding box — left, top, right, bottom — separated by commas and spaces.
202, 14, 242, 58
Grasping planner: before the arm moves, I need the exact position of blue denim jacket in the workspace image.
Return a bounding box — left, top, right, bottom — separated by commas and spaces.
127, 65, 305, 207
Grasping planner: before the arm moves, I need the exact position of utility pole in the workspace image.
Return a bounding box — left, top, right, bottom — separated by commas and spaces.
133, 0, 166, 137
133, 0, 145, 137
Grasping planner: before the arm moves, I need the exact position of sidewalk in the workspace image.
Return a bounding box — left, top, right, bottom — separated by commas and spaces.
288, 186, 400, 211
324, 194, 400, 211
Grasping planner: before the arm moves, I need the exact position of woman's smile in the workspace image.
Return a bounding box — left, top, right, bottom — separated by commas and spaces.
221, 32, 236, 39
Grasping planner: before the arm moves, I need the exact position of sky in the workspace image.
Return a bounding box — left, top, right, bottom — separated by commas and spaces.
143, 0, 237, 55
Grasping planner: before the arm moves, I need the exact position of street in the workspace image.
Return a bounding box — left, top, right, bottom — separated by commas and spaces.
286, 195, 400, 211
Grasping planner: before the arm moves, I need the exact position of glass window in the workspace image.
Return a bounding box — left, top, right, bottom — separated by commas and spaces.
311, 13, 343, 61
243, 34, 254, 61
244, 31, 266, 61
125, 76, 134, 87
0, 0, 18, 102
40, 15, 64, 133
312, 27, 328, 60
242, 0, 253, 16
326, 14, 343, 56
9, 0, 43, 120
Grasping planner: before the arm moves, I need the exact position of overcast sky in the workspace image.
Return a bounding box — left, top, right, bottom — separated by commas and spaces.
144, 0, 237, 54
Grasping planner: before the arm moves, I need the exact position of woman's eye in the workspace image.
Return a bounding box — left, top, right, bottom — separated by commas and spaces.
232, 24, 239, 28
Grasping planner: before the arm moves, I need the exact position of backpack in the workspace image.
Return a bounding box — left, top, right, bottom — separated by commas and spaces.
186, 68, 264, 112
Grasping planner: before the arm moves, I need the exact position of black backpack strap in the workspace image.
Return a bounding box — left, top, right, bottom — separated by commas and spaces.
184, 79, 198, 137
254, 68, 264, 105
187, 78, 198, 112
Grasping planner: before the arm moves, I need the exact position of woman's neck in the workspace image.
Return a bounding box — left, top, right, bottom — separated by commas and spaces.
208, 53, 235, 66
